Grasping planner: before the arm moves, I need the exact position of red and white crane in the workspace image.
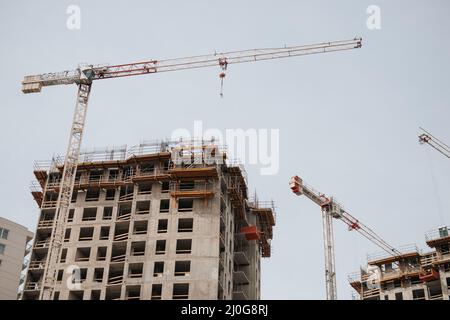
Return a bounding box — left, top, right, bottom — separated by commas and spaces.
419, 127, 450, 159
22, 37, 362, 300
289, 175, 401, 300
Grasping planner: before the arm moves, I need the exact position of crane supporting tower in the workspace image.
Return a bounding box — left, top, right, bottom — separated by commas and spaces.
289, 175, 402, 300
22, 37, 362, 299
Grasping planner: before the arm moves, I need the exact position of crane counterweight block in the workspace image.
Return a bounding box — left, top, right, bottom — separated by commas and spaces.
289, 175, 303, 195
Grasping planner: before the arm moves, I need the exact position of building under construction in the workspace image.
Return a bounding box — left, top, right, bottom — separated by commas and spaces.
349, 226, 450, 300
23, 140, 275, 300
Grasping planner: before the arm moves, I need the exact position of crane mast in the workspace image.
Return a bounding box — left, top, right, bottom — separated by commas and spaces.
22, 37, 362, 300
289, 175, 401, 300
418, 127, 450, 159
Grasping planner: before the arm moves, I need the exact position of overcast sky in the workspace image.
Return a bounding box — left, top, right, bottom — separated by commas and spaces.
1, 0, 449, 299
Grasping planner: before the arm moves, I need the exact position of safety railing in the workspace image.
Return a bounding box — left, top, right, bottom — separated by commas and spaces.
425, 226, 450, 242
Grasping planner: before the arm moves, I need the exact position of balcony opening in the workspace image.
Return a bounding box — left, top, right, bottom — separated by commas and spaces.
130, 241, 146, 256
68, 290, 84, 300
133, 220, 148, 235
30, 251, 46, 268
395, 292, 403, 300
79, 227, 94, 241
128, 263, 144, 278
180, 181, 195, 190
117, 202, 132, 220
64, 228, 71, 242
159, 199, 170, 213
162, 160, 170, 171
153, 261, 164, 277
60, 249, 67, 263
119, 184, 134, 201
82, 207, 97, 221
125, 285, 141, 300
90, 290, 101, 300
172, 283, 189, 300
93, 268, 104, 282
34, 230, 51, 247
105, 189, 116, 201
140, 163, 154, 174
100, 226, 110, 240
85, 188, 100, 202
105, 286, 121, 300
174, 261, 191, 276
151, 284, 162, 300
48, 172, 60, 184
75, 247, 91, 262
43, 191, 58, 207
138, 183, 152, 195
89, 170, 103, 182
157, 219, 168, 233
111, 243, 127, 262
122, 166, 134, 180
108, 264, 124, 285
108, 169, 119, 181
103, 206, 113, 220
39, 209, 55, 227
178, 198, 193, 212
178, 218, 193, 233
161, 181, 170, 193
96, 246, 107, 261
155, 240, 166, 255
68, 209, 74, 222
136, 200, 151, 215
176, 239, 192, 254
113, 222, 130, 242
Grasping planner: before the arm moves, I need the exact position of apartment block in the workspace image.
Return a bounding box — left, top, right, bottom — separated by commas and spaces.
23, 141, 275, 300
349, 226, 450, 300
0, 217, 33, 300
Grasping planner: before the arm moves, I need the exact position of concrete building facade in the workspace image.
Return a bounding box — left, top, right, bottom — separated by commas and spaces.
23, 141, 275, 300
349, 226, 450, 300
0, 217, 33, 300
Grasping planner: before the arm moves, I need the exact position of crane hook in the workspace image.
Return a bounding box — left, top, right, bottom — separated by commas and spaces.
218, 57, 228, 97
219, 72, 226, 98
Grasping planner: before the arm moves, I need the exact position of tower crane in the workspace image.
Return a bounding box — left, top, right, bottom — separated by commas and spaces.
289, 175, 401, 300
22, 37, 362, 300
418, 127, 450, 159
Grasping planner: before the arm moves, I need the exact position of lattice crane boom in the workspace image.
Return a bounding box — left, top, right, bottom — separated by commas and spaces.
419, 127, 450, 159
22, 38, 361, 93
22, 37, 362, 300
289, 175, 401, 300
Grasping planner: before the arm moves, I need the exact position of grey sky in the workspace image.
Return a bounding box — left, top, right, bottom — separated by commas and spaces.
1, 0, 449, 299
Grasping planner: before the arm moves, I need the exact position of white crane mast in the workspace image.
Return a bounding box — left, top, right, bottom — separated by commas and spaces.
289, 175, 401, 300
22, 38, 362, 300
